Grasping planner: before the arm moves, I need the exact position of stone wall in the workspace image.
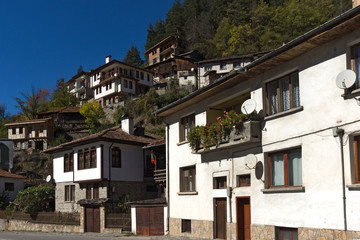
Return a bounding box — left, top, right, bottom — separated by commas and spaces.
4, 219, 82, 233
251, 224, 360, 240
169, 217, 213, 239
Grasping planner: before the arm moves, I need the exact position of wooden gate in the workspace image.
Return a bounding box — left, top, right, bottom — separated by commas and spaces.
85, 207, 100, 232
215, 198, 227, 239
237, 197, 251, 240
136, 206, 164, 236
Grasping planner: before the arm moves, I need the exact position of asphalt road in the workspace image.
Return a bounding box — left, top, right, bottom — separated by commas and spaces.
0, 231, 202, 240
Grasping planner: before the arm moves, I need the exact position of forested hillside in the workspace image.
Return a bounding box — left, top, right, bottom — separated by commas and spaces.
145, 0, 351, 59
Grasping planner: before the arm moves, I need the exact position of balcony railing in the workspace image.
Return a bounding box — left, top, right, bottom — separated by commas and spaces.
193, 121, 261, 154
154, 169, 166, 185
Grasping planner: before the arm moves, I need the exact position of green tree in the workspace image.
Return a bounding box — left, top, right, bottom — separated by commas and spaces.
145, 19, 167, 51
213, 17, 235, 57
6, 185, 54, 216
123, 46, 143, 67
48, 78, 79, 108
80, 100, 106, 133
164, 0, 185, 37
15, 87, 49, 120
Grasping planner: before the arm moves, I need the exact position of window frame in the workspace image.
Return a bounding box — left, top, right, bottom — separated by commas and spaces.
180, 165, 196, 192
181, 219, 191, 233
5, 182, 14, 192
77, 148, 96, 170
65, 185, 75, 202
354, 135, 360, 183
112, 147, 121, 168
351, 43, 360, 89
179, 114, 195, 142
213, 176, 227, 189
265, 71, 300, 116
237, 174, 251, 187
276, 227, 298, 240
267, 147, 302, 188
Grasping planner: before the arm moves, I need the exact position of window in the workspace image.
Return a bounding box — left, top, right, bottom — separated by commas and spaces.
78, 149, 96, 170
214, 176, 227, 189
147, 74, 150, 82
351, 43, 360, 89
353, 136, 360, 183
136, 71, 139, 78
65, 185, 75, 202
141, 72, 144, 80
180, 114, 195, 142
99, 86, 102, 94
205, 66, 212, 71
129, 81, 133, 89
12, 128, 16, 134
112, 147, 121, 168
268, 148, 302, 188
180, 166, 196, 192
266, 71, 300, 115
64, 153, 74, 172
5, 182, 14, 191
276, 227, 298, 240
124, 69, 128, 75
106, 83, 109, 90
86, 185, 92, 199
237, 174, 251, 187
19, 127, 23, 134
233, 62, 241, 68
93, 184, 99, 199
220, 63, 227, 70
181, 219, 191, 233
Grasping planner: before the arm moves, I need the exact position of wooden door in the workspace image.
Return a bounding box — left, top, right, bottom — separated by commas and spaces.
215, 198, 227, 239
85, 207, 100, 232
237, 197, 251, 240
136, 207, 164, 236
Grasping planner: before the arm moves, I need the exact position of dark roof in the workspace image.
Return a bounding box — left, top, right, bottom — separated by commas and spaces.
0, 169, 25, 179
77, 198, 111, 206
90, 59, 152, 74
155, 6, 360, 117
196, 50, 271, 65
5, 118, 53, 126
66, 71, 89, 84
144, 35, 177, 54
145, 54, 196, 70
39, 107, 80, 115
43, 125, 164, 154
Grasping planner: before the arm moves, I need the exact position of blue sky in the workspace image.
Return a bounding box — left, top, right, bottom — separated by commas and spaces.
0, 0, 175, 115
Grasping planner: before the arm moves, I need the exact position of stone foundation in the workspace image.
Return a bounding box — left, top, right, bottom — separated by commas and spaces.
169, 217, 213, 239
251, 224, 360, 240
5, 219, 82, 233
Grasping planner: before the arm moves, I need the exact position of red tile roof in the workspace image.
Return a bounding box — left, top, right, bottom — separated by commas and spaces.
0, 169, 25, 179
39, 106, 80, 114
4, 118, 53, 126
43, 126, 164, 154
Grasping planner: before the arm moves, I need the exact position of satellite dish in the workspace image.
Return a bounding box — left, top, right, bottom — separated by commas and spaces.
46, 175, 52, 183
114, 73, 118, 77
244, 154, 257, 169
255, 161, 263, 180
336, 70, 356, 89
241, 99, 256, 115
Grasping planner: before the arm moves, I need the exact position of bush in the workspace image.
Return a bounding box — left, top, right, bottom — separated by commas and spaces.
6, 184, 54, 217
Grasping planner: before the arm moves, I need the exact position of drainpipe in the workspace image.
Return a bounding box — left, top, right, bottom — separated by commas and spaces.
166, 123, 170, 235
336, 128, 347, 232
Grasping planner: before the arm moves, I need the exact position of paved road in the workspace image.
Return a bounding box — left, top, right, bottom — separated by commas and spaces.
0, 231, 203, 240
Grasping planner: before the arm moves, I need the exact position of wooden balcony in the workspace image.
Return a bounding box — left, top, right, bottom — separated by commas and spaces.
193, 121, 262, 154
154, 169, 166, 185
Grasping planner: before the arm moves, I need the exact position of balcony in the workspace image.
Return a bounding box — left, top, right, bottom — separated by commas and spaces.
154, 169, 166, 185
193, 121, 261, 154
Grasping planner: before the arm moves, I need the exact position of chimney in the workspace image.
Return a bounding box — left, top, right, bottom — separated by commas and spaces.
106, 55, 112, 64
121, 117, 134, 135
354, 0, 360, 7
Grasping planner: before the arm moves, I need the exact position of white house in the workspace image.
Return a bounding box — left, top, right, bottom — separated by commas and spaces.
90, 55, 153, 107
155, 5, 360, 240
43, 118, 164, 213
67, 71, 93, 105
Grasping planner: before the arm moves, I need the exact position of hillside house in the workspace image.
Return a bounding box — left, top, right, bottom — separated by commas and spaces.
66, 71, 93, 105
90, 55, 153, 107
43, 117, 165, 213
5, 118, 55, 151
155, 5, 360, 240
196, 52, 270, 89
0, 169, 25, 203
0, 139, 13, 170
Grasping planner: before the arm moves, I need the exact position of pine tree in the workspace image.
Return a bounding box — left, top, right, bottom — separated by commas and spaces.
123, 46, 143, 67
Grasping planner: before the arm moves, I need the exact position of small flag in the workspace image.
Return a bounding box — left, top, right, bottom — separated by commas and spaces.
151, 151, 157, 166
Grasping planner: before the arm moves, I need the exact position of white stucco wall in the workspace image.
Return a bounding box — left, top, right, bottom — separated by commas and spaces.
166, 28, 360, 233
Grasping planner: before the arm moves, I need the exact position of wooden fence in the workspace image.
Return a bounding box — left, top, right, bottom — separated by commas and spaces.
105, 213, 131, 231
0, 211, 80, 225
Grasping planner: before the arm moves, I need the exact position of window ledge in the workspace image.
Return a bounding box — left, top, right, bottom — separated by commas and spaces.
346, 184, 360, 191
264, 106, 303, 121
177, 191, 198, 195
261, 186, 305, 194
177, 140, 189, 146
342, 88, 360, 99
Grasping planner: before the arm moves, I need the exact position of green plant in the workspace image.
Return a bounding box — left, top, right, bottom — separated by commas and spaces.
0, 191, 9, 209
5, 184, 54, 217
